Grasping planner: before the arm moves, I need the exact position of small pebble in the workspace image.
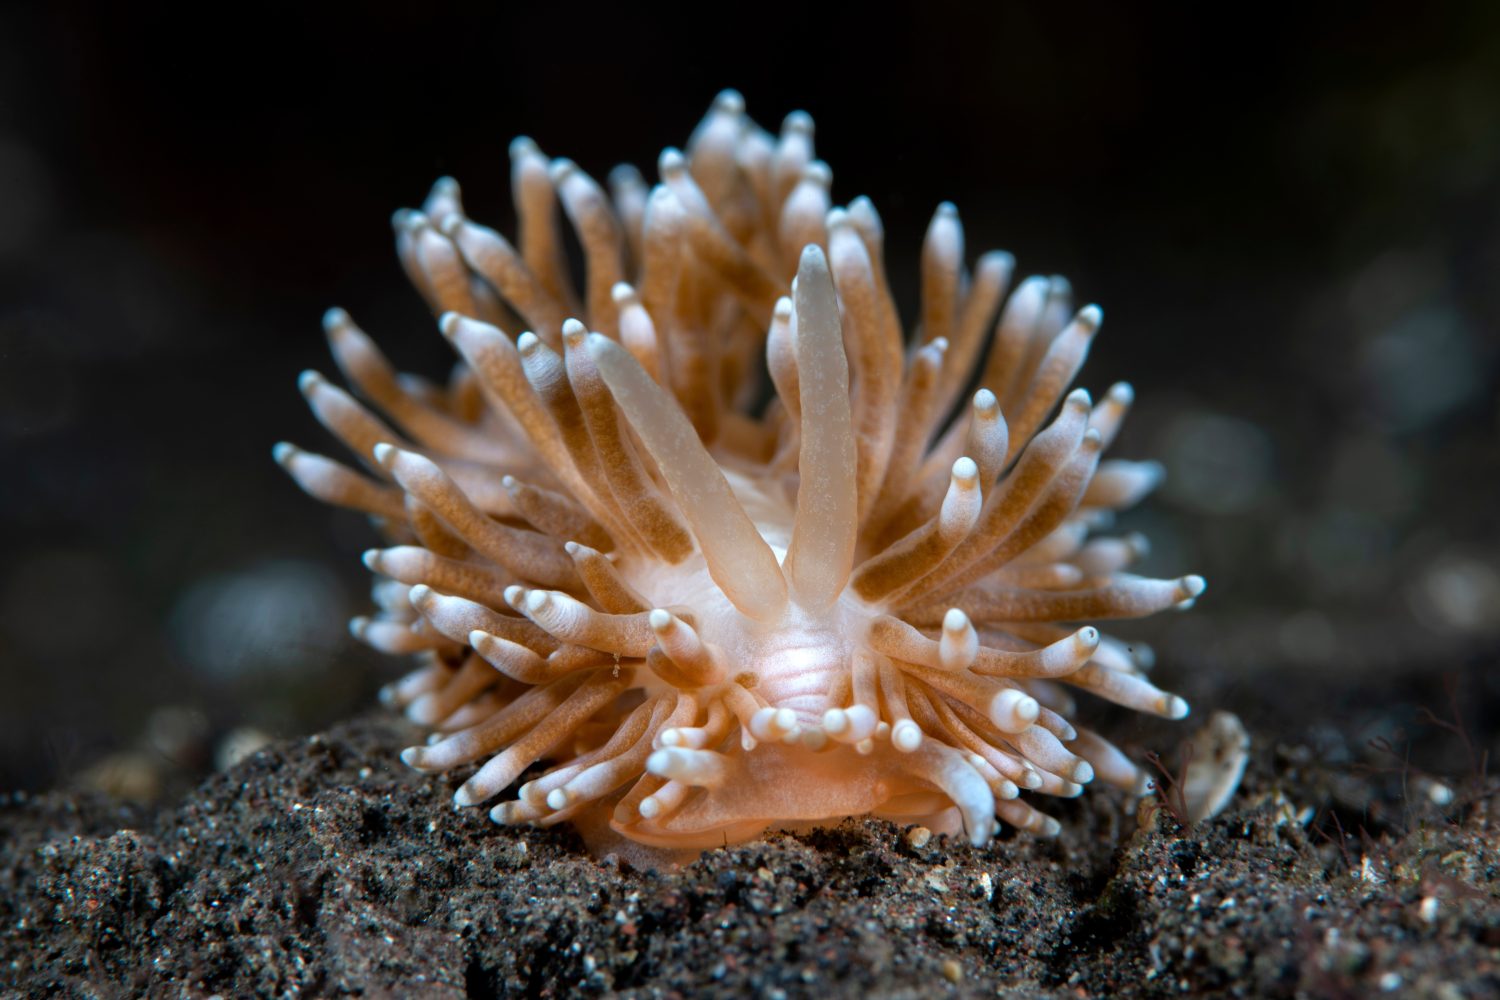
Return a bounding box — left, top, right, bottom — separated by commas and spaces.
217, 726, 273, 771
1418, 896, 1439, 923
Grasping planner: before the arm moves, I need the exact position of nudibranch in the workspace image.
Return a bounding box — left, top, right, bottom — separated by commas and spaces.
276, 91, 1204, 858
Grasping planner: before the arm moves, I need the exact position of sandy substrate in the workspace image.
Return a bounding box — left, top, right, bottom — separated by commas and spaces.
2, 705, 1496, 998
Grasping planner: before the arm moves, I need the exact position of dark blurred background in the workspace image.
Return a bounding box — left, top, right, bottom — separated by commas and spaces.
2, 3, 1497, 800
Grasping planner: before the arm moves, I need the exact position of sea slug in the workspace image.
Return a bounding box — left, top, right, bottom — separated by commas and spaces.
276, 91, 1204, 859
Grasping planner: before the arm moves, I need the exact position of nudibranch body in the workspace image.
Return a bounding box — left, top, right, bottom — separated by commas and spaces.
277, 91, 1204, 858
